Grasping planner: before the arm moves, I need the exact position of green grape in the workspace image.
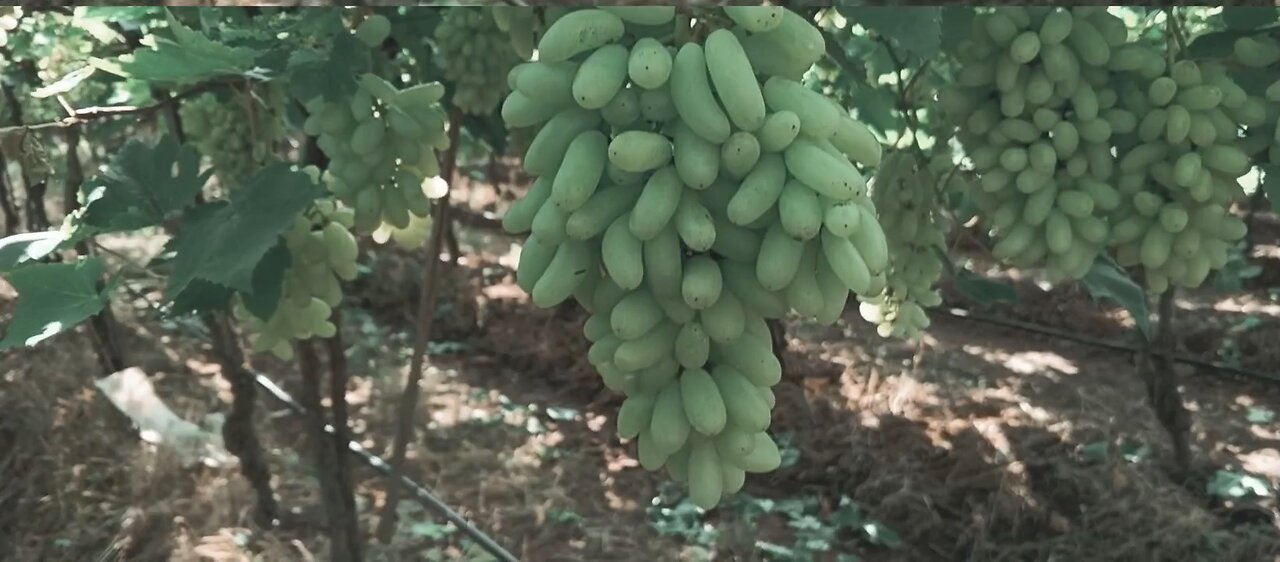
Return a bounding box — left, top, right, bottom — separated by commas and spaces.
236, 195, 361, 359
1106, 58, 1254, 292
180, 87, 286, 189
304, 66, 449, 241
435, 8, 521, 115
498, 7, 887, 509
944, 7, 1132, 282
859, 153, 948, 339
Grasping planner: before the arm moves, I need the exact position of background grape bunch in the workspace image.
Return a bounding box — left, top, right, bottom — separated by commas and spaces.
435, 8, 521, 116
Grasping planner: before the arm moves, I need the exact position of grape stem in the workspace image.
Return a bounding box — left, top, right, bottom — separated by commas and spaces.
0, 78, 239, 136
376, 104, 464, 543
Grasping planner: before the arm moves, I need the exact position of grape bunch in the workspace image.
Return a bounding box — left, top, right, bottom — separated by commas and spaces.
491, 7, 539, 60
500, 6, 886, 509
859, 153, 947, 339
300, 16, 450, 240
181, 89, 285, 189
435, 8, 521, 115
1107, 58, 1254, 293
942, 7, 1134, 282
1232, 35, 1280, 171
235, 198, 360, 360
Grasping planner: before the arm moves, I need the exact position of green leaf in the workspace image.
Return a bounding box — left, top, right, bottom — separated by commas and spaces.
840, 6, 942, 59
1222, 6, 1278, 30
1246, 407, 1275, 425
1207, 470, 1273, 499
0, 258, 112, 349
0, 231, 68, 273
952, 269, 1017, 306
940, 6, 977, 53
30, 66, 97, 99
241, 241, 291, 319
1080, 257, 1151, 337
111, 10, 260, 82
1262, 166, 1280, 214
286, 33, 367, 102
166, 165, 319, 297
169, 278, 233, 315
77, 136, 211, 233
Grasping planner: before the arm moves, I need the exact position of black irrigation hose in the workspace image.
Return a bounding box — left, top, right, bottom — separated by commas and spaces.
937, 306, 1280, 386
117, 284, 520, 562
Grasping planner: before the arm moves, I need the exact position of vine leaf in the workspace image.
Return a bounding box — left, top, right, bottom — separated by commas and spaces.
75, 136, 211, 233
286, 33, 368, 102
952, 269, 1017, 306
1221, 6, 1278, 31
940, 6, 977, 53
1262, 165, 1280, 214
106, 10, 260, 82
839, 6, 943, 59
1081, 257, 1151, 337
166, 165, 319, 299
0, 231, 68, 273
0, 257, 114, 349
170, 240, 291, 317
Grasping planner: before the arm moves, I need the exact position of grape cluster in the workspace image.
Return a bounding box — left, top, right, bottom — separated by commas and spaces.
1108, 58, 1253, 292
859, 153, 947, 339
181, 89, 285, 189
301, 17, 449, 239
491, 7, 539, 60
1232, 35, 1280, 174
500, 6, 886, 508
435, 8, 520, 115
235, 198, 360, 360
942, 7, 1133, 282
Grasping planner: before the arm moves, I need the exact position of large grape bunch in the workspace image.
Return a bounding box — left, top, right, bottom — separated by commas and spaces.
435, 8, 521, 115
302, 16, 450, 242
181, 88, 285, 189
859, 152, 947, 339
235, 195, 360, 360
1232, 35, 1280, 174
1106, 56, 1255, 293
499, 6, 886, 509
941, 7, 1135, 282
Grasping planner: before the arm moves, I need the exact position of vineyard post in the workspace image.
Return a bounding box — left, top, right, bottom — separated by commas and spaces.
0, 150, 18, 235
376, 105, 464, 542
297, 340, 362, 562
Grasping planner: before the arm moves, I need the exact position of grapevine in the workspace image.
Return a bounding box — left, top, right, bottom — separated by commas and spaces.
434, 8, 520, 116
500, 6, 886, 509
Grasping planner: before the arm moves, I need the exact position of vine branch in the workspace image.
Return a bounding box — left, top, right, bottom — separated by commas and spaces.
376, 104, 464, 542
0, 79, 236, 136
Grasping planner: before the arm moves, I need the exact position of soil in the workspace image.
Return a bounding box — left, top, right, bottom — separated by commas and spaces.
3, 179, 1279, 561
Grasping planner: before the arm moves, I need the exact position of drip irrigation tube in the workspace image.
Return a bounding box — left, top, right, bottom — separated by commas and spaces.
937, 306, 1280, 386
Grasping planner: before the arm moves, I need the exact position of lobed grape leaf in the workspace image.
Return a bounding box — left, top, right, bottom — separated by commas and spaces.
109, 10, 261, 83
76, 136, 212, 233
1080, 257, 1151, 337
1221, 6, 1278, 31
839, 6, 943, 60
939, 6, 977, 53
952, 269, 1018, 306
1262, 166, 1280, 214
165, 165, 319, 299
0, 231, 69, 273
286, 33, 368, 102
0, 257, 113, 349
